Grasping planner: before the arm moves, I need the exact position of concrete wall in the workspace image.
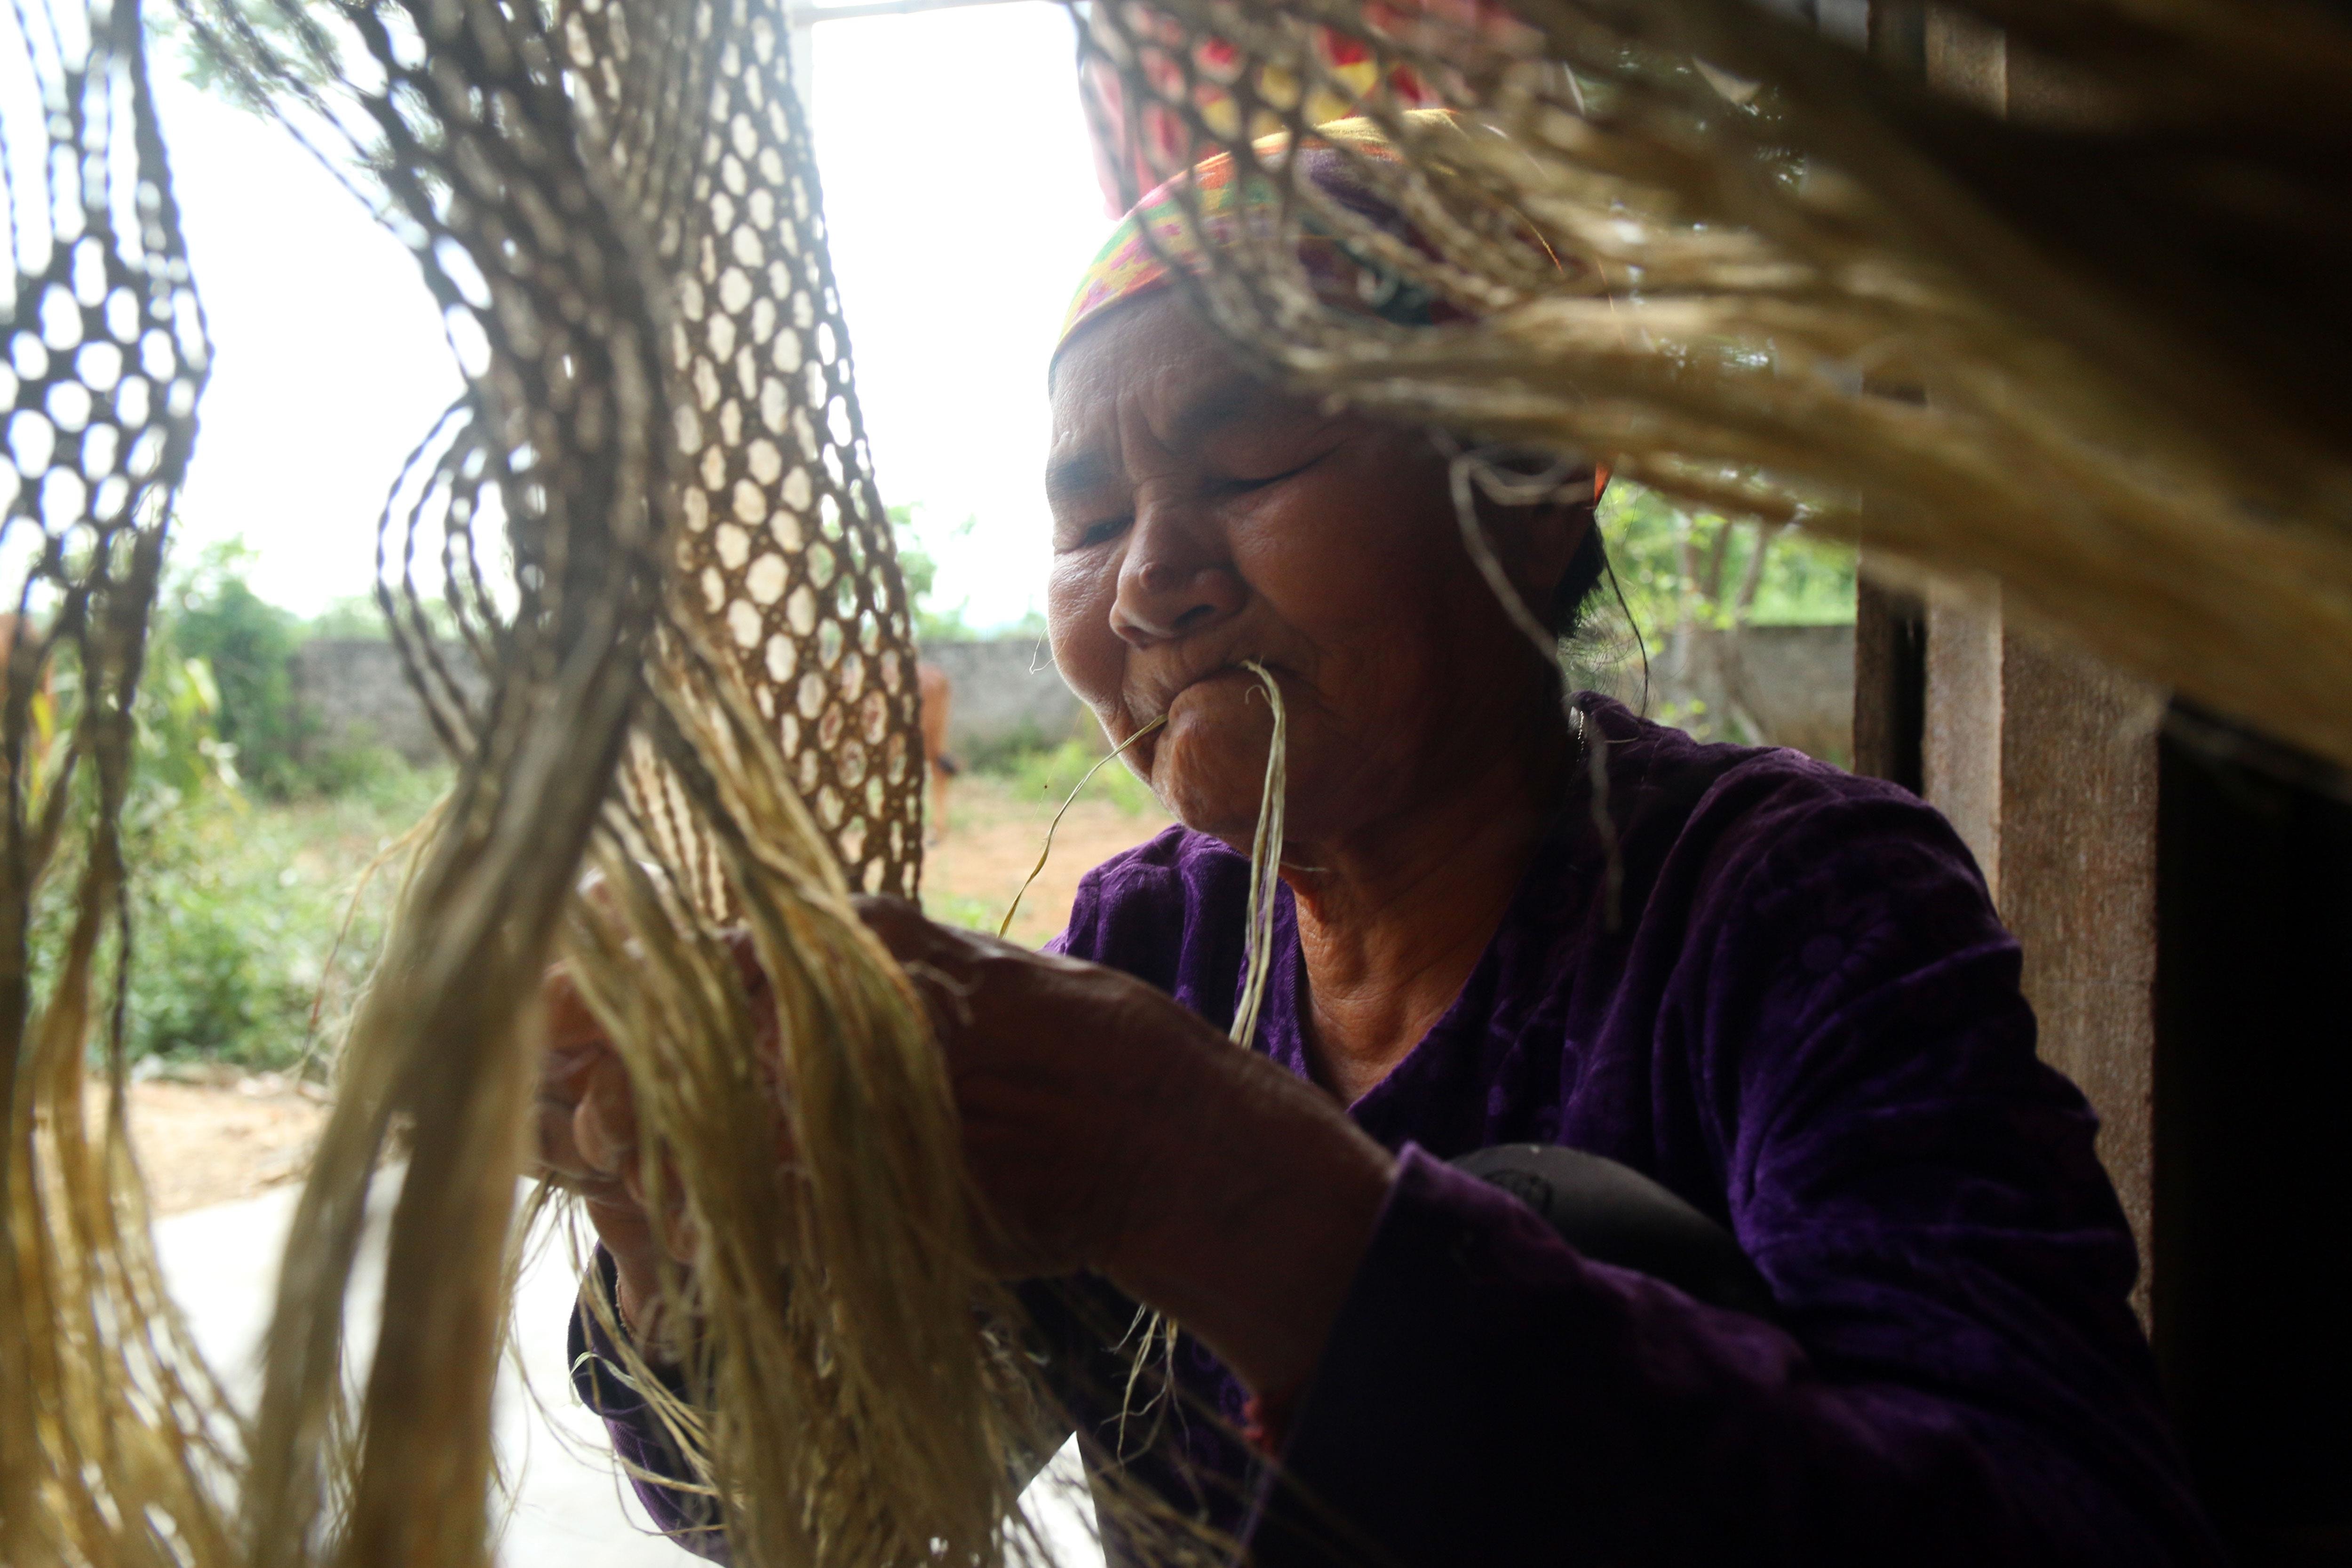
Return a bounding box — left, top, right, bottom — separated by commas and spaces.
285, 635, 1095, 770
1574, 623, 1855, 764
923, 624, 1853, 763
918, 638, 1095, 760
289, 625, 1855, 772
289, 638, 485, 768
1732, 623, 1856, 763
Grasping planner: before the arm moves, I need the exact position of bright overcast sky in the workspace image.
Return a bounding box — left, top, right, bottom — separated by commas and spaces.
154, 1, 1112, 629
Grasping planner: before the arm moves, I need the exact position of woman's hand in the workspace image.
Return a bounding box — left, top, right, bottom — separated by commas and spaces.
534, 955, 696, 1345
532, 898, 1395, 1409
854, 898, 1395, 1410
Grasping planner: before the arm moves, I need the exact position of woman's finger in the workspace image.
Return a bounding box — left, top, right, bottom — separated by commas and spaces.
536, 1096, 592, 1182
660, 1165, 699, 1266
542, 959, 610, 1051
574, 1049, 639, 1176
535, 958, 616, 1181
536, 1042, 612, 1184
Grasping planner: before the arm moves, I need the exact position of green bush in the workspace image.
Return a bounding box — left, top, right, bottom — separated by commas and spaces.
115, 772, 446, 1072
292, 741, 420, 805
1593, 481, 1856, 632
159, 542, 313, 796
124, 803, 315, 1068
124, 546, 451, 1068
154, 541, 434, 802
920, 890, 1003, 936
993, 738, 1161, 817
26, 559, 449, 1072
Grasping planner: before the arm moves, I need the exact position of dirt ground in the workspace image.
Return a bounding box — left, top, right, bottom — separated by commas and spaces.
121, 775, 1170, 1216
109, 1070, 333, 1216
922, 772, 1173, 948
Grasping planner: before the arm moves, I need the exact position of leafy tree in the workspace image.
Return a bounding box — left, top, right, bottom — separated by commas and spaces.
889, 503, 986, 642
159, 541, 312, 796
1577, 481, 1855, 746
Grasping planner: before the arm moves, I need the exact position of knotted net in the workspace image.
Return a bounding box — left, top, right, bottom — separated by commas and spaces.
0, 0, 225, 1556
4, 0, 1042, 1560
5, 0, 2351, 1565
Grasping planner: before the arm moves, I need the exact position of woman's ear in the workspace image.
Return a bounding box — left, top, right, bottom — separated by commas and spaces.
1472, 481, 1595, 625
1429, 433, 1600, 628
1521, 498, 1596, 621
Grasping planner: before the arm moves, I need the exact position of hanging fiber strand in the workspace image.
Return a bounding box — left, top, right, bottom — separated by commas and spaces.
0, 0, 229, 1559
997, 714, 1165, 940
155, 0, 1119, 1562
1227, 661, 1285, 1053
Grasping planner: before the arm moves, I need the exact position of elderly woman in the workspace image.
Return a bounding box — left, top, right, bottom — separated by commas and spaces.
545, 125, 2219, 1566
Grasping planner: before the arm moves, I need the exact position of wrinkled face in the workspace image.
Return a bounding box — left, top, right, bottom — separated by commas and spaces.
1045, 297, 1584, 848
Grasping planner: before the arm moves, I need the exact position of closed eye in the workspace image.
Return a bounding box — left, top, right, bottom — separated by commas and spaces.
1216, 447, 1331, 495
1073, 515, 1130, 549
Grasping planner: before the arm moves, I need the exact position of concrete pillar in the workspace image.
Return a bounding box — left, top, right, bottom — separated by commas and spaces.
1874, 9, 2352, 1554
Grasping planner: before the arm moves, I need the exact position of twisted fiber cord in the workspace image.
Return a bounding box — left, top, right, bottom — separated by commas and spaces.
1078, 0, 2352, 769
171, 1, 677, 1559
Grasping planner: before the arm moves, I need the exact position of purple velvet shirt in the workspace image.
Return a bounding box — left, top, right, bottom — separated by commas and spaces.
572, 695, 2221, 1565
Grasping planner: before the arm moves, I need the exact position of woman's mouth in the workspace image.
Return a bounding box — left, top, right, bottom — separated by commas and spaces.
1130, 660, 1272, 730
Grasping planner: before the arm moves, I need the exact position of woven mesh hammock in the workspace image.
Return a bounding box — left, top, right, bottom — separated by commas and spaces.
5, 0, 2351, 1563
1, 0, 1025, 1560
0, 0, 223, 1554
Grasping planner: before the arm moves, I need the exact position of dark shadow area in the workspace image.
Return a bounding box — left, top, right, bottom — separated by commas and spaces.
2154, 707, 2352, 1567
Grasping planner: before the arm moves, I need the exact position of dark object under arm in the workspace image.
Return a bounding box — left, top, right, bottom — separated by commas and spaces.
1452, 1142, 1778, 1322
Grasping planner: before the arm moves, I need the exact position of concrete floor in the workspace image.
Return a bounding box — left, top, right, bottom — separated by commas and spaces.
155, 1184, 1104, 1568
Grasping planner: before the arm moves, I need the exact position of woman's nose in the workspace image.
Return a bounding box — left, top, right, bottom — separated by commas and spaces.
1110, 508, 1242, 647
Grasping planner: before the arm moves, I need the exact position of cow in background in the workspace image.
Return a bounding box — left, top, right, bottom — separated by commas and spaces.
917, 661, 959, 843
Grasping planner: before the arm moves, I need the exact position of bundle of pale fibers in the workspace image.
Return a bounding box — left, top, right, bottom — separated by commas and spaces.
4, 0, 1270, 1553
1075, 0, 2352, 767
0, 0, 1121, 1563
164, 0, 1092, 1563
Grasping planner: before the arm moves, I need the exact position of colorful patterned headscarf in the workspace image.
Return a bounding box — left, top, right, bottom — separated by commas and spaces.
1058, 112, 1464, 350
1057, 113, 1609, 500
1074, 7, 1462, 216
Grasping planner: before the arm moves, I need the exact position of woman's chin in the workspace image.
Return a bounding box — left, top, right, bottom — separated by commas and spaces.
1149, 721, 1301, 845
1158, 785, 1259, 844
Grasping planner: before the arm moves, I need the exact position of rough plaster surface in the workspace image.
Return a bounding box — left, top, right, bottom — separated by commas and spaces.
295, 627, 1859, 772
